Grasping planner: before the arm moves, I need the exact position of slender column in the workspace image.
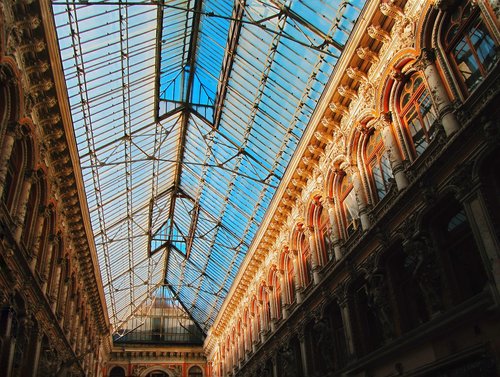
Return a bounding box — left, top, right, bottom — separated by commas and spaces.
251, 314, 259, 348
348, 166, 371, 230
459, 189, 500, 301
337, 295, 356, 357
21, 321, 43, 377
0, 307, 16, 376
305, 226, 321, 284
291, 252, 303, 304
272, 353, 278, 377
377, 113, 409, 190
0, 123, 18, 201
14, 170, 34, 242
50, 261, 63, 312
323, 198, 343, 261
259, 302, 267, 343
417, 48, 460, 136
28, 205, 47, 271
41, 235, 57, 294
297, 330, 310, 377
278, 270, 288, 319
57, 279, 69, 321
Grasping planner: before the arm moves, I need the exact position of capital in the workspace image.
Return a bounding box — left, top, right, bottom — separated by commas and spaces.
416, 48, 436, 70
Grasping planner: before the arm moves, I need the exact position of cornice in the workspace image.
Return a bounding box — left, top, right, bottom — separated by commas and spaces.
6, 0, 112, 335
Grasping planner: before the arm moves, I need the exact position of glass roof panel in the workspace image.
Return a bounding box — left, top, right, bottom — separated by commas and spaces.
52, 0, 367, 335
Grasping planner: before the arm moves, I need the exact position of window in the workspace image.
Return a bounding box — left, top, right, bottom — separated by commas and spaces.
339, 173, 359, 236
399, 73, 438, 156
109, 366, 125, 377
319, 207, 333, 262
299, 232, 313, 286
445, 2, 498, 94
188, 366, 203, 377
285, 254, 296, 304
366, 129, 393, 200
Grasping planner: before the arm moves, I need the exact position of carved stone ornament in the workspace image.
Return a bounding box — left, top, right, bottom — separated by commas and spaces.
338, 85, 358, 100
329, 102, 349, 117
367, 25, 392, 44
356, 46, 379, 64
131, 365, 147, 377
346, 66, 368, 82
379, 2, 404, 19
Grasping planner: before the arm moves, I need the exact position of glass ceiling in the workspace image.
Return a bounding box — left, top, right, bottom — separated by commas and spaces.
51, 0, 366, 335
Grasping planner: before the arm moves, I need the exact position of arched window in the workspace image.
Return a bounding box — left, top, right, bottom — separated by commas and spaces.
261, 287, 271, 332
109, 366, 125, 377
399, 72, 438, 157
339, 173, 359, 236
365, 129, 392, 201
430, 198, 488, 303
299, 230, 313, 287
284, 253, 296, 304
21, 177, 41, 248
146, 372, 167, 377
318, 203, 332, 263
188, 366, 203, 377
251, 297, 260, 342
271, 270, 282, 320
2, 138, 24, 213
444, 1, 498, 95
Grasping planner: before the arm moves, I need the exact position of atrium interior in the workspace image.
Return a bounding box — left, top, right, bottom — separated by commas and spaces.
0, 0, 499, 376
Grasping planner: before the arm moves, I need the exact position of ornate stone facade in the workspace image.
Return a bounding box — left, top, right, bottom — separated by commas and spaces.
1, 1, 499, 377
205, 1, 500, 377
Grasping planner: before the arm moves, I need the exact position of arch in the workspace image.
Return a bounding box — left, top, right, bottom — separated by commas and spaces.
0, 58, 24, 138
267, 265, 282, 320
139, 366, 173, 377
306, 195, 331, 265
362, 126, 393, 204
439, 0, 498, 97
109, 366, 126, 377
188, 365, 204, 377
279, 247, 296, 305
378, 50, 419, 114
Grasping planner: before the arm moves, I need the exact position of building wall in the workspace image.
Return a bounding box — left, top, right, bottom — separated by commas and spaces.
0, 0, 110, 376
205, 1, 500, 376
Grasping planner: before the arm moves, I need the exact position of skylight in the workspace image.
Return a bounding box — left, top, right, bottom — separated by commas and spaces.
52, 0, 367, 335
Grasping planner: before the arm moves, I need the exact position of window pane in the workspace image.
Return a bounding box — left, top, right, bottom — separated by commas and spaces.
454, 37, 481, 90
472, 22, 497, 72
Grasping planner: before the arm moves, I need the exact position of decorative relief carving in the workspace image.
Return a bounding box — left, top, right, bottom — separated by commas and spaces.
367, 25, 392, 44
356, 46, 379, 64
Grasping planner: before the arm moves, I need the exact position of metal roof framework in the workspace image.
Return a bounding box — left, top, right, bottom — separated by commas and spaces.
51, 0, 366, 335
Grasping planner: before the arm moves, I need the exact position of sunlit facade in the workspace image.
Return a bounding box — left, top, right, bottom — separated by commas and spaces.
0, 0, 499, 377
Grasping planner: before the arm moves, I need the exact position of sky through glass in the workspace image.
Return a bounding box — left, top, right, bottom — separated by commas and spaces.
51, 0, 367, 335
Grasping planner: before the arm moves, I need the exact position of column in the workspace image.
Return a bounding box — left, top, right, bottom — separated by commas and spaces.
259, 302, 267, 343
337, 294, 356, 357
377, 113, 409, 190
14, 170, 34, 242
50, 260, 63, 313
323, 198, 343, 261
41, 235, 56, 294
291, 252, 303, 304
0, 307, 16, 376
305, 226, 321, 285
417, 48, 460, 136
349, 166, 371, 231
297, 330, 310, 377
272, 353, 278, 377
459, 189, 500, 301
28, 205, 47, 271
21, 321, 43, 377
278, 271, 288, 319
0, 123, 18, 201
